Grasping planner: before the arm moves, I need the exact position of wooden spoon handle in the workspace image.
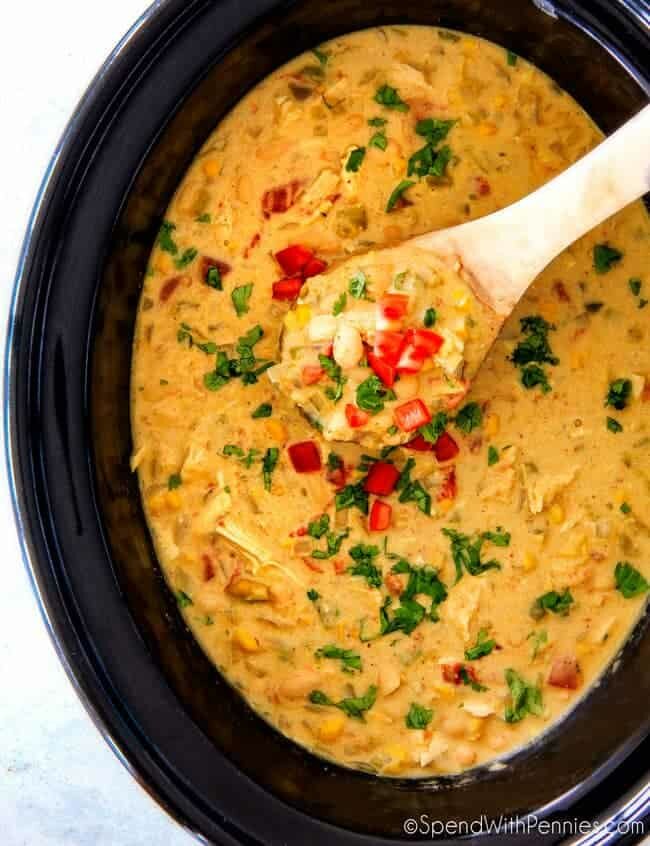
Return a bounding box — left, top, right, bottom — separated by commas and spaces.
413, 104, 650, 315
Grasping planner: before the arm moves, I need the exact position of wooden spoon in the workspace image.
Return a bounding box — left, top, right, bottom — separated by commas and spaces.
409, 103, 650, 317
276, 104, 650, 446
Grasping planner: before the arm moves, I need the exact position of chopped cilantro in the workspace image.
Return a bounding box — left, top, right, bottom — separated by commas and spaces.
620, 502, 632, 515
251, 402, 272, 419
346, 147, 366, 172
406, 703, 433, 729
177, 323, 218, 354
386, 179, 415, 212
512, 316, 558, 369
527, 629, 548, 660
374, 84, 409, 111
368, 116, 388, 127
312, 529, 349, 560
175, 247, 198, 269
369, 131, 387, 151
614, 561, 649, 598
585, 301, 604, 313
629, 277, 642, 296
454, 402, 482, 434
459, 666, 488, 692
442, 527, 508, 582
438, 29, 460, 41
416, 118, 456, 146
348, 270, 369, 299
203, 325, 272, 391
319, 354, 347, 403
176, 590, 193, 608
606, 416, 623, 433
315, 644, 362, 673
332, 291, 347, 315
396, 458, 431, 515
158, 221, 178, 254
530, 588, 574, 620
309, 685, 377, 720
231, 283, 253, 317
196, 212, 211, 223
593, 243, 623, 274
307, 588, 320, 602
487, 445, 499, 466
262, 447, 279, 491
392, 558, 447, 620
419, 412, 448, 443
380, 595, 426, 636
506, 50, 518, 66
356, 374, 393, 414
423, 307, 437, 328
465, 628, 496, 661
311, 47, 329, 66
167, 473, 182, 490
308, 514, 330, 539
206, 266, 223, 290
605, 378, 632, 411
504, 669, 543, 723
327, 452, 343, 472
335, 482, 369, 515
408, 143, 452, 179
348, 544, 382, 587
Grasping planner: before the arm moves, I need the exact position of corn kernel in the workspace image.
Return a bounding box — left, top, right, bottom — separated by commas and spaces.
575, 641, 594, 658
156, 253, 174, 274
492, 94, 507, 109
452, 287, 471, 309
548, 503, 564, 524
148, 490, 181, 515
477, 122, 497, 136
484, 414, 500, 437
467, 717, 484, 740
382, 744, 407, 774
232, 627, 261, 653
437, 498, 454, 515
294, 304, 312, 327
559, 533, 588, 558
264, 418, 288, 443
522, 550, 538, 571
318, 714, 345, 743
613, 488, 628, 506
227, 578, 270, 602
202, 158, 220, 178
432, 682, 456, 700
569, 351, 585, 370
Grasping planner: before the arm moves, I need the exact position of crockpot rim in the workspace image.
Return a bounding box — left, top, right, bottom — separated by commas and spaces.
5, 0, 650, 843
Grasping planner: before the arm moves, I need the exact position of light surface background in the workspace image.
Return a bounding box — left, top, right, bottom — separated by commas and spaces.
0, 1, 193, 843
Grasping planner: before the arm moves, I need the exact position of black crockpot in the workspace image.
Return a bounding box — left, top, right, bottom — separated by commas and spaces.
6, 1, 650, 843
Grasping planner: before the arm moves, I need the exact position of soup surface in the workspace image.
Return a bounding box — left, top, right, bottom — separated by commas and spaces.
131, 26, 649, 777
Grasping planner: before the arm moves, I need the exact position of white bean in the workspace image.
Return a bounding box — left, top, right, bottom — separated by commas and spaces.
333, 322, 363, 369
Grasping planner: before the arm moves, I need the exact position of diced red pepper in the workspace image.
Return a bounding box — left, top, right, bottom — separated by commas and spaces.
288, 441, 321, 472
374, 330, 405, 366
333, 559, 346, 575
379, 293, 409, 321
303, 558, 324, 573
367, 351, 397, 388
202, 554, 215, 582
275, 244, 314, 276
303, 257, 328, 278
369, 500, 392, 532
160, 276, 182, 302
397, 328, 444, 373
437, 467, 457, 501
272, 276, 304, 301
442, 663, 481, 686
394, 398, 431, 432
404, 434, 434, 452
200, 256, 231, 283
433, 431, 460, 462
548, 656, 580, 689
364, 461, 400, 496
472, 175, 491, 196
345, 403, 370, 428
262, 180, 304, 216
301, 365, 325, 385
385, 573, 405, 595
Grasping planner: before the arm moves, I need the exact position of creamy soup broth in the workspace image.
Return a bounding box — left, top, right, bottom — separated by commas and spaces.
131, 26, 649, 777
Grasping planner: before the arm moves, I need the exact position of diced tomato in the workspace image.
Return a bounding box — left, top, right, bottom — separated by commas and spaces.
396, 329, 443, 373
262, 180, 304, 216
303, 257, 328, 278
326, 464, 347, 489
272, 276, 304, 301
437, 466, 457, 501
288, 440, 321, 472
374, 330, 405, 366
379, 293, 409, 321
275, 244, 314, 275
548, 656, 580, 689
385, 573, 405, 595
369, 500, 392, 532
433, 431, 460, 462
333, 559, 346, 575
160, 276, 181, 302
364, 461, 400, 496
442, 662, 480, 686
202, 554, 215, 582
394, 398, 431, 432
200, 256, 231, 283
301, 365, 325, 385
367, 352, 397, 388
345, 404, 369, 428
404, 434, 434, 452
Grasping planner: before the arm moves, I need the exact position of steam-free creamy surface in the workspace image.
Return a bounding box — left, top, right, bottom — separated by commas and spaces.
131, 26, 649, 777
